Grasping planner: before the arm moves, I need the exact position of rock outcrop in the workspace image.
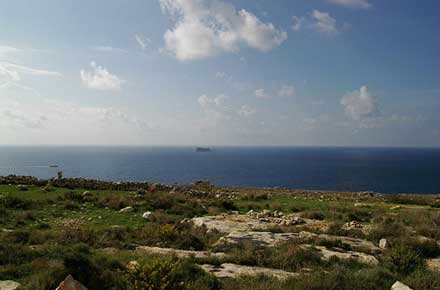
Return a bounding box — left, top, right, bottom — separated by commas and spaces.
201, 263, 298, 280
427, 258, 440, 273
55, 275, 88, 290
0, 280, 20, 290
391, 281, 413, 290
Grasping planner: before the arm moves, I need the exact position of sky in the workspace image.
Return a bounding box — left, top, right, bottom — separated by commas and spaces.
0, 0, 439, 146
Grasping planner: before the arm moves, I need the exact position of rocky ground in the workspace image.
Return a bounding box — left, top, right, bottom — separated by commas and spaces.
1, 176, 440, 290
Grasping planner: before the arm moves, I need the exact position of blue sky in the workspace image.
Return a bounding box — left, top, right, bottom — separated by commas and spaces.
0, 0, 439, 146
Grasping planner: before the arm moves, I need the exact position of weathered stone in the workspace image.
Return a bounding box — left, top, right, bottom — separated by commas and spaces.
224, 231, 300, 247
142, 211, 153, 220
0, 280, 20, 290
391, 281, 413, 290
119, 206, 133, 212
304, 245, 379, 265
55, 275, 88, 290
427, 258, 440, 273
379, 238, 388, 249
201, 263, 298, 280
126, 260, 140, 272
390, 205, 402, 210
136, 246, 225, 259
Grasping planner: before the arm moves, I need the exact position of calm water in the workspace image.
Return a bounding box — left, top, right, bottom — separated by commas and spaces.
0, 146, 439, 194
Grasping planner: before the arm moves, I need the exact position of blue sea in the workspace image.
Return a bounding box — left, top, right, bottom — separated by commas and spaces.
0, 146, 439, 194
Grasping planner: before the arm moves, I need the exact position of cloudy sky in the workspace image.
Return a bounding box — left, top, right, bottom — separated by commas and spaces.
1, 0, 439, 146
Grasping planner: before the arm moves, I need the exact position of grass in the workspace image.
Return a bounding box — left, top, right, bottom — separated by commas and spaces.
1, 180, 440, 290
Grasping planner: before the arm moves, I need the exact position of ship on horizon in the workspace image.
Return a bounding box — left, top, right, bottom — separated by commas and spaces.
195, 147, 211, 152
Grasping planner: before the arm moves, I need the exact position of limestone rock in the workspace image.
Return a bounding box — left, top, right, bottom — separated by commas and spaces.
427, 258, 440, 273
55, 275, 88, 290
126, 260, 140, 272
142, 211, 153, 220
201, 263, 298, 280
308, 245, 379, 265
391, 281, 413, 290
0, 280, 20, 290
379, 238, 388, 249
119, 206, 133, 212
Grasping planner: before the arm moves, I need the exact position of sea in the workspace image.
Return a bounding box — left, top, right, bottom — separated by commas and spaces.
0, 146, 439, 194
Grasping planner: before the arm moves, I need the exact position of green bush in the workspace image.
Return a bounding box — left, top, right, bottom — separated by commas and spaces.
125, 258, 220, 290
384, 243, 424, 275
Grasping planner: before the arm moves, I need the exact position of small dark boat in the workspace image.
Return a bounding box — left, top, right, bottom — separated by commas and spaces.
196, 147, 211, 152
49, 165, 59, 168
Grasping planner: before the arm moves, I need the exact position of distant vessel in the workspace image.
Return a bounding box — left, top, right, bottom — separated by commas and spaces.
49, 165, 59, 168
196, 147, 211, 152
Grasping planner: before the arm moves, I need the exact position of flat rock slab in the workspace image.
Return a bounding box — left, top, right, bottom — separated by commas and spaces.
427, 258, 440, 273
136, 246, 225, 259
299, 232, 381, 254
201, 263, 298, 280
192, 214, 330, 233
222, 230, 379, 254
224, 231, 301, 246
307, 245, 379, 265
0, 281, 20, 290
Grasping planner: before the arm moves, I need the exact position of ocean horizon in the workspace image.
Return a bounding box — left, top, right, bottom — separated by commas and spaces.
1, 145, 439, 194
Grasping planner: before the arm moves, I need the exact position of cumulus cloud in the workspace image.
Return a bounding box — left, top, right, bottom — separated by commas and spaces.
80, 61, 125, 91
159, 0, 287, 61
311, 10, 338, 34
341, 86, 379, 121
327, 0, 371, 9
278, 85, 295, 97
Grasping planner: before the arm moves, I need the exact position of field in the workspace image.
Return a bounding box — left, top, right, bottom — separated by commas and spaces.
1, 177, 440, 290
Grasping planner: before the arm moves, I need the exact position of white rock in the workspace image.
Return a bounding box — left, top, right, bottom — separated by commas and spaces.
0, 280, 20, 290
391, 281, 413, 290
142, 211, 153, 220
119, 206, 133, 212
379, 238, 388, 249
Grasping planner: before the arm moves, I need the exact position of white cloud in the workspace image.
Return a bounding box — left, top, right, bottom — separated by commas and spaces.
328, 0, 371, 9
341, 86, 379, 121
159, 0, 287, 61
0, 46, 22, 57
237, 105, 256, 118
311, 10, 338, 34
135, 34, 151, 50
255, 88, 267, 98
291, 16, 304, 31
80, 61, 125, 91
278, 85, 295, 97
0, 62, 61, 92
198, 94, 227, 108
